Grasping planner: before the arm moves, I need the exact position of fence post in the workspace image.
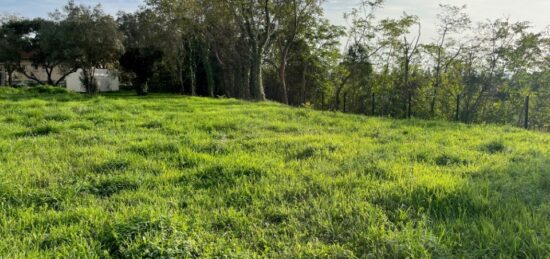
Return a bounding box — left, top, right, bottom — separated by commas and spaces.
524, 95, 529, 129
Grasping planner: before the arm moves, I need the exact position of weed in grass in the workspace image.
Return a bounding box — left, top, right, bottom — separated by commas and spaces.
128, 142, 180, 156
141, 120, 164, 129
435, 154, 469, 166
18, 124, 59, 137
91, 159, 131, 174
89, 177, 140, 197
190, 162, 265, 190
44, 113, 73, 122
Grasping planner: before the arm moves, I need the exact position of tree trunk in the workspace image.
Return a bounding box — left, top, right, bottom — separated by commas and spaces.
221, 67, 232, 97
321, 91, 325, 110
0, 66, 4, 86
431, 63, 442, 116
82, 67, 97, 95
233, 66, 240, 98
202, 47, 215, 97
249, 53, 266, 101
456, 94, 460, 121
301, 64, 307, 105
134, 77, 149, 96
404, 54, 410, 119
343, 93, 347, 113
234, 66, 239, 98
139, 80, 149, 96
279, 62, 289, 104
431, 87, 437, 116
178, 63, 185, 94
371, 92, 375, 116
186, 39, 197, 96
239, 62, 249, 99
189, 62, 196, 96
335, 86, 342, 111
18, 65, 44, 85
54, 68, 77, 87
407, 91, 412, 119
524, 95, 529, 129
45, 65, 56, 86
46, 67, 53, 85
89, 68, 97, 95
7, 70, 14, 86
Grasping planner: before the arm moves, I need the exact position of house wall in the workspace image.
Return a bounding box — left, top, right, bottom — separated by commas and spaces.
10, 61, 65, 85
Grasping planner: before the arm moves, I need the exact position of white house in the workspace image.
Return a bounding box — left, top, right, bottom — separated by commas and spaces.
65, 69, 120, 92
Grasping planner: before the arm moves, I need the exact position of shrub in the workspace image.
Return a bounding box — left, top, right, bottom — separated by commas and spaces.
482, 140, 506, 154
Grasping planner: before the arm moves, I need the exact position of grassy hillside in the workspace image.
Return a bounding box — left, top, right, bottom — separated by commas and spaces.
0, 87, 549, 258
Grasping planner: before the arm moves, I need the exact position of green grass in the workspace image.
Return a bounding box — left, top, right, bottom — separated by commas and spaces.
0, 86, 549, 258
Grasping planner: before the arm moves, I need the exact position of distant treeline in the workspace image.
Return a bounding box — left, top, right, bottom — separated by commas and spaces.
0, 0, 549, 129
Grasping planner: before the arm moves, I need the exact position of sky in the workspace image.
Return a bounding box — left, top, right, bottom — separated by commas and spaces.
2, 0, 549, 43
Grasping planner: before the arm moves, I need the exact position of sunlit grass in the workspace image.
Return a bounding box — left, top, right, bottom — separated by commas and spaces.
0, 86, 549, 257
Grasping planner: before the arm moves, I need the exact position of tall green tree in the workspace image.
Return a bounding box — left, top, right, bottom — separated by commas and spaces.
224, 0, 287, 101
292, 18, 344, 108
118, 10, 163, 95
0, 20, 25, 86
54, 1, 123, 93
20, 18, 81, 86
272, 0, 322, 104
145, 0, 214, 96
